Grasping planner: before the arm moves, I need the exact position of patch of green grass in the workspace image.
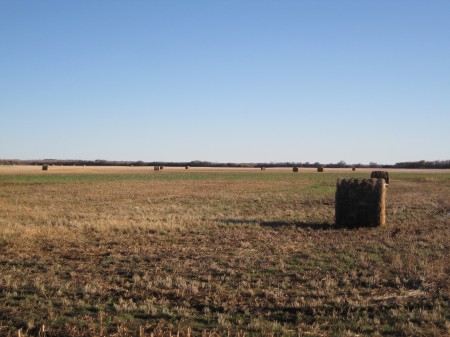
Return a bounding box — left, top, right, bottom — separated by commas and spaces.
101, 256, 116, 265
0, 172, 285, 184
336, 253, 355, 272
0, 174, 133, 184
391, 173, 450, 180
309, 184, 335, 195
2, 171, 448, 186
51, 316, 70, 326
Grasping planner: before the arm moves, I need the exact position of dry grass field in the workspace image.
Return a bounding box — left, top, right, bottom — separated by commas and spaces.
0, 166, 449, 336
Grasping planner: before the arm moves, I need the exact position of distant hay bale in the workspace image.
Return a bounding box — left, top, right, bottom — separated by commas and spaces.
317, 167, 324, 172
42, 164, 48, 171
154, 166, 160, 171
261, 167, 266, 171
292, 167, 299, 172
335, 178, 386, 227
160, 166, 164, 170
370, 171, 389, 185
352, 167, 356, 171
185, 166, 190, 169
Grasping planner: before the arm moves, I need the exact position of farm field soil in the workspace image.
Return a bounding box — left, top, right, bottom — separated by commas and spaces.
0, 167, 449, 336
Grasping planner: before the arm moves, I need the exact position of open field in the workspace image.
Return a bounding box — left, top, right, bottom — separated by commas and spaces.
2, 165, 450, 175
1, 166, 449, 336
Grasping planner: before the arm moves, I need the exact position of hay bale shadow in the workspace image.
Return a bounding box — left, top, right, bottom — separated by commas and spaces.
261, 221, 335, 230
216, 218, 260, 225
216, 218, 377, 231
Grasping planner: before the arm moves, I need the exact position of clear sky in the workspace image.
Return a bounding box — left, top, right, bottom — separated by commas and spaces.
1, 1, 449, 164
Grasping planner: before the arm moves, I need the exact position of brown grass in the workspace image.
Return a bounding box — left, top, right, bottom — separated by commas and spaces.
0, 166, 449, 336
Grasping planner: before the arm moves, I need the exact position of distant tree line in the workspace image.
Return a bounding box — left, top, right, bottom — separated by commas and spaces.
1, 159, 449, 169
393, 160, 450, 169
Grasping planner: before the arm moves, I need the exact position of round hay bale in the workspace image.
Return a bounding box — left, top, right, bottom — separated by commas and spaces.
154, 166, 160, 171
317, 167, 324, 172
293, 167, 299, 172
160, 166, 164, 170
370, 171, 389, 185
42, 164, 48, 171
335, 178, 386, 227
352, 167, 356, 171
185, 166, 190, 169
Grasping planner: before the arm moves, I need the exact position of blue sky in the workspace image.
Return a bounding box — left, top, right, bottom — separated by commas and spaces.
1, 1, 449, 164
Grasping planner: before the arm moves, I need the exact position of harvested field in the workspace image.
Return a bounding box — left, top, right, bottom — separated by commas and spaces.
0, 166, 449, 336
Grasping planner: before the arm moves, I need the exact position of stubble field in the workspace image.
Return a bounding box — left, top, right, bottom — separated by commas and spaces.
0, 166, 449, 336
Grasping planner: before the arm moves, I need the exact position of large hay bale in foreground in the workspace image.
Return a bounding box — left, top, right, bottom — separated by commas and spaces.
42, 164, 48, 171
335, 178, 386, 227
292, 167, 299, 172
370, 171, 389, 184
317, 167, 324, 172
